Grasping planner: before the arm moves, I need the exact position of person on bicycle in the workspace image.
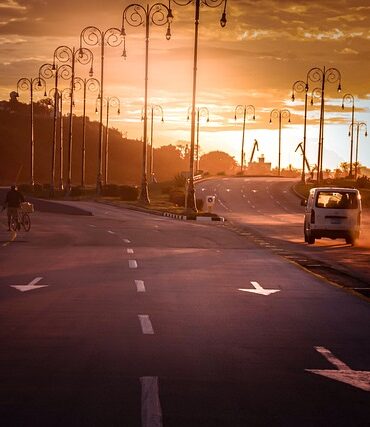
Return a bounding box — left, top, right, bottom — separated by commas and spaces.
2, 185, 25, 231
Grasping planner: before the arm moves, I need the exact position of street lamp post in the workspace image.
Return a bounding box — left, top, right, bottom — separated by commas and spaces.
142, 104, 164, 181
52, 45, 94, 194
16, 77, 47, 188
306, 67, 341, 182
170, 0, 227, 212
234, 104, 255, 174
269, 109, 291, 176
342, 94, 355, 178
96, 96, 121, 185
187, 106, 210, 173
73, 77, 100, 187
121, 2, 173, 204
349, 122, 367, 179
39, 62, 73, 195
291, 80, 308, 182
80, 26, 122, 194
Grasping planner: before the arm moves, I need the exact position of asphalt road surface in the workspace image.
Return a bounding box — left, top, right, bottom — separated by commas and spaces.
197, 177, 370, 290
0, 197, 369, 426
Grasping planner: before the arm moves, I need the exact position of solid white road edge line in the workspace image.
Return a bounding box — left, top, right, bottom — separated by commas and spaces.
135, 280, 146, 292
138, 315, 154, 334
140, 376, 163, 427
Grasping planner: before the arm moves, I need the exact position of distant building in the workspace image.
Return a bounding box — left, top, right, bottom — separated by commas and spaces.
247, 154, 271, 175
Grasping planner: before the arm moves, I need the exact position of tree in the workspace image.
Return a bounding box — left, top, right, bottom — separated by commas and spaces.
200, 151, 237, 175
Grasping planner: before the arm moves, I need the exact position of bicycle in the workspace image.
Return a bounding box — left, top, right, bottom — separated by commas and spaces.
9, 202, 33, 232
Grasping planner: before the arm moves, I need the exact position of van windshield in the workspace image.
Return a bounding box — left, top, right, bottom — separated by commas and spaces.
315, 191, 358, 209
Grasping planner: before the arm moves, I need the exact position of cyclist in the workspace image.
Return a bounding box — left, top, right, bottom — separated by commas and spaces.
2, 185, 25, 231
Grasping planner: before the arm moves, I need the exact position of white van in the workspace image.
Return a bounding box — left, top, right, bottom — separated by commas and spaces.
303, 187, 362, 245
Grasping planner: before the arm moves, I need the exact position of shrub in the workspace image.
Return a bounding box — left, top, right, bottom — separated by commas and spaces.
70, 186, 83, 197
173, 173, 187, 188
169, 189, 185, 206
18, 184, 33, 194
120, 185, 139, 201
217, 171, 226, 176
102, 184, 120, 197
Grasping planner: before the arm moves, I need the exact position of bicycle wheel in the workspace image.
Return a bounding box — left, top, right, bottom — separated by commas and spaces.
22, 213, 31, 232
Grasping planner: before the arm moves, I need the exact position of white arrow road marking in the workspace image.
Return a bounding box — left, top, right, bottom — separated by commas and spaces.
239, 281, 280, 296
138, 315, 154, 334
129, 260, 138, 269
11, 277, 48, 292
135, 280, 146, 293
140, 376, 163, 427
127, 249, 134, 254
107, 230, 115, 234
306, 346, 370, 392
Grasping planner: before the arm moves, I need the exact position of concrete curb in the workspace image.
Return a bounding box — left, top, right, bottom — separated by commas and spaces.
163, 212, 225, 222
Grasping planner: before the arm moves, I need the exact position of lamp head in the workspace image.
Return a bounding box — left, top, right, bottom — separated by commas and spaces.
310, 98, 314, 106
366, 131, 368, 137
220, 11, 227, 28
118, 108, 120, 115
122, 48, 127, 59
37, 79, 42, 87
234, 114, 237, 121
288, 118, 291, 123
291, 93, 295, 102
166, 24, 171, 41
337, 83, 342, 93
253, 115, 255, 120
341, 103, 344, 110
44, 89, 47, 97
89, 66, 93, 77
348, 131, 351, 137
269, 118, 272, 124
95, 106, 98, 114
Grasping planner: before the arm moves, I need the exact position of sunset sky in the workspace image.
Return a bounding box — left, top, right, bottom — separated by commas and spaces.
0, 0, 369, 170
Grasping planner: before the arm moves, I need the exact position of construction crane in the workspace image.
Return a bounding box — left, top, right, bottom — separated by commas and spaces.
249, 139, 259, 164
295, 142, 310, 172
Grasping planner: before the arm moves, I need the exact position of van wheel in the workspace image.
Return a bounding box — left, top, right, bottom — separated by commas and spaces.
304, 227, 308, 243
307, 232, 315, 244
345, 235, 355, 245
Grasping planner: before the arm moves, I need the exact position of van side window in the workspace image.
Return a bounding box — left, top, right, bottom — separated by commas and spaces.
315, 191, 358, 209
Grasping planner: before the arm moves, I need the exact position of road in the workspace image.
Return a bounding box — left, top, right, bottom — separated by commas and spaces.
0, 197, 369, 426
197, 177, 370, 291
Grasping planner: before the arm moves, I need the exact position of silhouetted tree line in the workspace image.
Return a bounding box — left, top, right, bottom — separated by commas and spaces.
0, 99, 237, 185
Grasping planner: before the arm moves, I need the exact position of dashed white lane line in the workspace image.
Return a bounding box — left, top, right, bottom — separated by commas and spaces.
108, 230, 115, 234
123, 238, 131, 244
135, 280, 146, 292
138, 315, 154, 334
140, 377, 163, 427
127, 248, 134, 254
129, 260, 138, 269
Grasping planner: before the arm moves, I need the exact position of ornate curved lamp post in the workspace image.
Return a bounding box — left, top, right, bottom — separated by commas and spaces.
80, 26, 122, 194
52, 45, 94, 194
291, 80, 308, 182
342, 93, 355, 178
16, 76, 47, 188
170, 0, 227, 212
121, 2, 172, 204
142, 104, 164, 181
349, 122, 367, 179
234, 104, 255, 174
74, 77, 100, 187
39, 62, 73, 195
269, 109, 291, 176
306, 67, 341, 182
187, 106, 210, 173
96, 96, 121, 185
